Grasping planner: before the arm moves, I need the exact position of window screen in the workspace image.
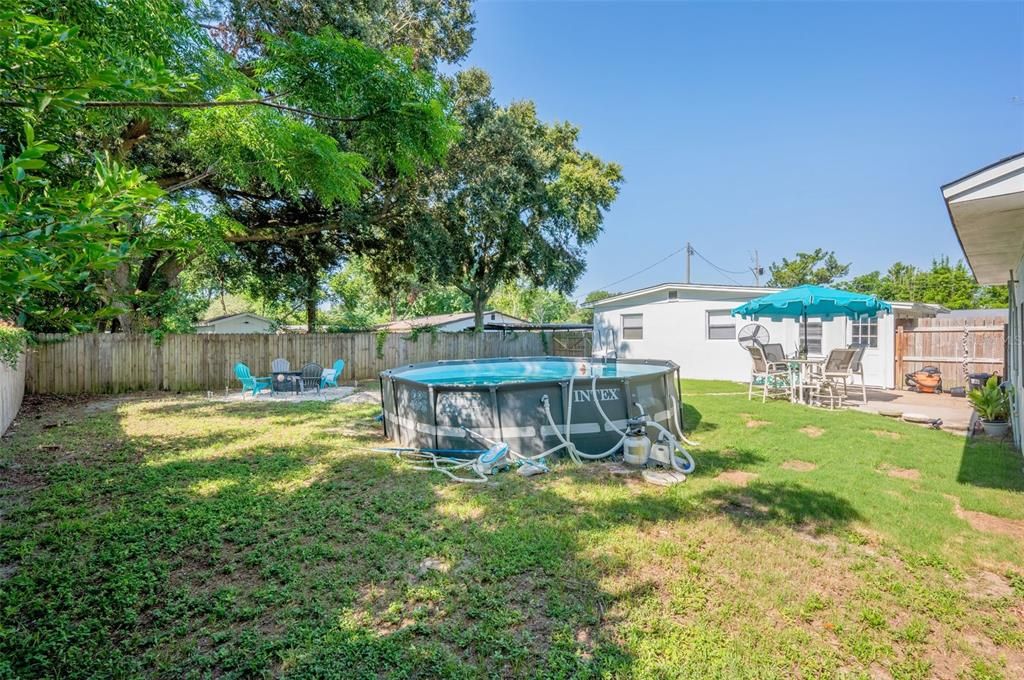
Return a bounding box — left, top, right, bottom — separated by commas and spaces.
621, 314, 643, 340
850, 317, 878, 348
707, 310, 736, 340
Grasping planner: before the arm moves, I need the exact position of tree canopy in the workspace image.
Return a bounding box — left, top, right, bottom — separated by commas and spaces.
401, 69, 624, 330
767, 249, 851, 288
1, 1, 465, 331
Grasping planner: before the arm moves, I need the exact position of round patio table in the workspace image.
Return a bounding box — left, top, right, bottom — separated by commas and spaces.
271, 370, 304, 394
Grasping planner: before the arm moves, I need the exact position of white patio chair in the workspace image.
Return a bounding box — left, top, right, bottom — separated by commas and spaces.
846, 343, 868, 403
271, 358, 290, 372
808, 348, 858, 409
762, 343, 788, 363
747, 346, 790, 403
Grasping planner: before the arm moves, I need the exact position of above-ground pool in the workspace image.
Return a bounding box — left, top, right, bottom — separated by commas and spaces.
379, 357, 683, 456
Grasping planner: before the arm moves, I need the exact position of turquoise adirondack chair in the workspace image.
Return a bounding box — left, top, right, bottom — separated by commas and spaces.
234, 362, 272, 397
321, 359, 345, 389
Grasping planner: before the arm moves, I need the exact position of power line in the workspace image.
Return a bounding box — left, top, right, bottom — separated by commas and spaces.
585, 244, 688, 297
690, 248, 745, 285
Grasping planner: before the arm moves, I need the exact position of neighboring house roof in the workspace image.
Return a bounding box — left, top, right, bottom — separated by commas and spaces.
888, 301, 949, 317
375, 310, 528, 332
943, 308, 1009, 319
199, 312, 275, 325
942, 151, 1024, 285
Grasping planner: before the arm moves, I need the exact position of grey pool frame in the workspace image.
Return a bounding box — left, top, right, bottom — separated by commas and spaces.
379, 356, 683, 457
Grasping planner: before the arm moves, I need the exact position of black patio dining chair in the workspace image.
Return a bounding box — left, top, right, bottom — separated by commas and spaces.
300, 363, 323, 394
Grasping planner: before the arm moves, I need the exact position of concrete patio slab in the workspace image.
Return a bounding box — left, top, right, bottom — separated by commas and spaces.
853, 388, 975, 434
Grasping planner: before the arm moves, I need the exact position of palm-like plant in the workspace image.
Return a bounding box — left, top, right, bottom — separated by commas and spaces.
968, 375, 1011, 423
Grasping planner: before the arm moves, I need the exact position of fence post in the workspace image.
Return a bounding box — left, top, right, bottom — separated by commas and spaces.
895, 325, 905, 389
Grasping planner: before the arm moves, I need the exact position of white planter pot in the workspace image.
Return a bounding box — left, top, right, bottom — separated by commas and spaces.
980, 420, 1010, 438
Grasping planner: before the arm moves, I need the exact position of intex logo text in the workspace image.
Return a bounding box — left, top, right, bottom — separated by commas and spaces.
573, 388, 621, 403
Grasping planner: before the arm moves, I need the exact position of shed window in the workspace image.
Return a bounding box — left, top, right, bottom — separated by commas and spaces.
668, 290, 678, 300
621, 314, 643, 340
803, 321, 823, 355
850, 317, 878, 348
707, 310, 735, 340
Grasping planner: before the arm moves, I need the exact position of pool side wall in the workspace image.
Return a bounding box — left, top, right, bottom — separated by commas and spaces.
380, 357, 681, 456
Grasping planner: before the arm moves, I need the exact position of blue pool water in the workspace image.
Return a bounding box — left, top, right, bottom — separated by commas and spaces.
394, 359, 666, 386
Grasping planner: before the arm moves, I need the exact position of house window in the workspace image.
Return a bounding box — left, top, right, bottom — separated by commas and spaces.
803, 321, 823, 355
707, 310, 736, 340
621, 314, 643, 340
851, 317, 878, 348
668, 291, 678, 300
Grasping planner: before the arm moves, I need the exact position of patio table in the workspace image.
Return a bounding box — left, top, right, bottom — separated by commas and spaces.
271, 370, 304, 394
787, 358, 823, 404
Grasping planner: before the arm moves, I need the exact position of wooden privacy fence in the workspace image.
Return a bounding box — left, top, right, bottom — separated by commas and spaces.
26, 331, 592, 395
895, 316, 1006, 390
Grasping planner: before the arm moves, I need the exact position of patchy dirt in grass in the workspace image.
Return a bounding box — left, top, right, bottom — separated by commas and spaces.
799, 426, 826, 438
947, 494, 1024, 540
781, 460, 817, 472
962, 570, 1015, 599
871, 430, 902, 440
715, 470, 758, 486
738, 414, 770, 429
877, 464, 921, 481
337, 390, 381, 405
417, 557, 451, 575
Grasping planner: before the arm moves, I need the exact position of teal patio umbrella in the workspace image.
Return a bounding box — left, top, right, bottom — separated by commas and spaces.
731, 284, 892, 354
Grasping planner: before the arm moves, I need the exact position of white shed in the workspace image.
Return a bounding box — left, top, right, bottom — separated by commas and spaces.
196, 313, 277, 334
589, 283, 944, 388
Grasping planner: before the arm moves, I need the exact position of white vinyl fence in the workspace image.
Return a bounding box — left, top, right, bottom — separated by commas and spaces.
1, 354, 26, 435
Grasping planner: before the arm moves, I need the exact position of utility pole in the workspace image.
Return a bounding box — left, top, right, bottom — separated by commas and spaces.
685, 242, 692, 284
751, 250, 764, 286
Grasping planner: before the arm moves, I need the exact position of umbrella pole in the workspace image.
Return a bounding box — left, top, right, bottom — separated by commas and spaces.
802, 309, 808, 357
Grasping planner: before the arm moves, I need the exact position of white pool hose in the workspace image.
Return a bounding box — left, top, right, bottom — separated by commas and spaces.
393, 449, 489, 484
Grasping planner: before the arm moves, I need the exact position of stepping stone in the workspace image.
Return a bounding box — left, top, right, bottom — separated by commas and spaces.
877, 407, 903, 418
643, 469, 687, 486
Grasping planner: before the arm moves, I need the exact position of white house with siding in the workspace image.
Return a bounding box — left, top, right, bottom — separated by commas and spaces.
196, 313, 277, 334
589, 282, 944, 388
942, 151, 1024, 447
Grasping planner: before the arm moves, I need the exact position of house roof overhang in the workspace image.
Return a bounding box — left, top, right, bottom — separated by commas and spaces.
942, 152, 1024, 285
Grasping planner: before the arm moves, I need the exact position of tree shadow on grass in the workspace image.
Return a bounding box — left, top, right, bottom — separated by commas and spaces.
956, 436, 1024, 491
0, 395, 859, 679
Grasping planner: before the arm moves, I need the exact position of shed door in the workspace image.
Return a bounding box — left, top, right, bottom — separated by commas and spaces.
850, 317, 885, 387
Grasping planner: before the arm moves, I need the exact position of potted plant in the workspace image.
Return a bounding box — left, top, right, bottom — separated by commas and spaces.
968, 375, 1012, 437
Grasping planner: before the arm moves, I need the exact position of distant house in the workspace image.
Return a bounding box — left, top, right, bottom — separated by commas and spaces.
588, 282, 946, 388
376, 310, 528, 333
196, 313, 276, 334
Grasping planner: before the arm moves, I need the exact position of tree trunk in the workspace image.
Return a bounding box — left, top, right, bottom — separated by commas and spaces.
304, 271, 320, 333
472, 290, 487, 333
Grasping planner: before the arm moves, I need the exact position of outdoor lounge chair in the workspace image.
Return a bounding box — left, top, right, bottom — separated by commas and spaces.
321, 359, 345, 389
747, 346, 790, 403
271, 358, 290, 372
234, 362, 272, 397
300, 363, 323, 394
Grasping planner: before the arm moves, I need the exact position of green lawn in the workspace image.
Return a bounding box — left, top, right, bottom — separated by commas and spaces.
2, 383, 1023, 678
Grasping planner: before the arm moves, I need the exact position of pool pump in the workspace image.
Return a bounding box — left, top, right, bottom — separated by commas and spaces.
622, 417, 652, 465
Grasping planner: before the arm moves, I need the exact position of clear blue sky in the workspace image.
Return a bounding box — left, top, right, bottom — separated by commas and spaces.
459, 1, 1024, 297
